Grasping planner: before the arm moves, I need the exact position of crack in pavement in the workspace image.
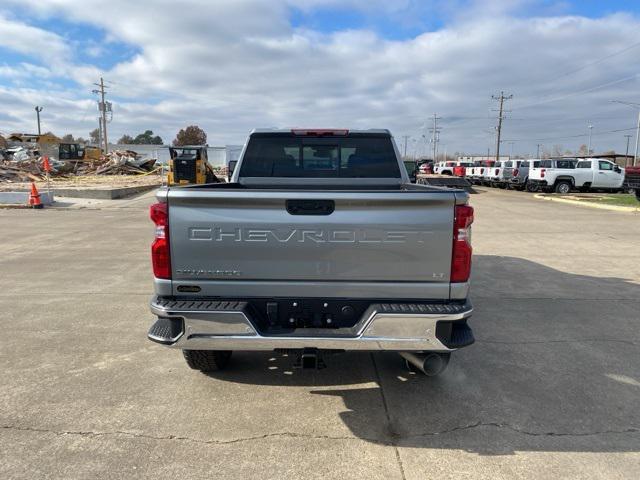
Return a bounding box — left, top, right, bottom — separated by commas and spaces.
404, 421, 640, 439
370, 353, 407, 480
0, 424, 364, 445
2, 422, 638, 447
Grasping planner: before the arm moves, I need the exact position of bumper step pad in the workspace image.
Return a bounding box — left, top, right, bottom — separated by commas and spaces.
148, 317, 184, 345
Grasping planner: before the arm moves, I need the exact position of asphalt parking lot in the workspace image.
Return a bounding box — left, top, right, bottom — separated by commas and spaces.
1, 188, 639, 479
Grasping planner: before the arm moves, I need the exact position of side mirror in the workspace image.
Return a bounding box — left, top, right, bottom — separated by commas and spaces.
228, 160, 237, 178
614, 166, 621, 173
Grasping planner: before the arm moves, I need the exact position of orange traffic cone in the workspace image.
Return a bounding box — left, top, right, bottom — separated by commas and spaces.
29, 182, 43, 209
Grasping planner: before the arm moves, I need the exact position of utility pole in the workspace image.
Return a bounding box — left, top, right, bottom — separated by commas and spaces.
492, 91, 512, 163
97, 117, 103, 149
587, 122, 593, 156
429, 114, 441, 161
624, 134, 632, 166
92, 77, 110, 153
509, 142, 514, 159
401, 135, 410, 158
536, 143, 541, 159
633, 110, 640, 167
35, 106, 43, 135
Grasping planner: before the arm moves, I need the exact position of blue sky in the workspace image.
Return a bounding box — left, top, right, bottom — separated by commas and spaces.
1, 0, 639, 154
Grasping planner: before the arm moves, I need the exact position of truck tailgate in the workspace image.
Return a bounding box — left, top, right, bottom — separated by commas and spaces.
167, 189, 455, 297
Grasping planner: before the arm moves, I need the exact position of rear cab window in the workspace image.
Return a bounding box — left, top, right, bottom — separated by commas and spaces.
555, 160, 576, 169
577, 161, 591, 168
239, 132, 401, 178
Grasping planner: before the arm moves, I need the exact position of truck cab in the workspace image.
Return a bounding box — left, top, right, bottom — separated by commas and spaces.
574, 159, 625, 191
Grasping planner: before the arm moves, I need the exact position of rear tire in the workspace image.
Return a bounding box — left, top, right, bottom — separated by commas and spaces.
183, 350, 232, 372
525, 182, 538, 193
554, 181, 572, 194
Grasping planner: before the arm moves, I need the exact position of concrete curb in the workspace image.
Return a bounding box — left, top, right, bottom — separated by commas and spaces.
0, 191, 54, 206
0, 183, 160, 200
534, 194, 640, 213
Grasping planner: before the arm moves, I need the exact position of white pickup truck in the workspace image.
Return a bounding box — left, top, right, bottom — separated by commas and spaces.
528, 158, 625, 194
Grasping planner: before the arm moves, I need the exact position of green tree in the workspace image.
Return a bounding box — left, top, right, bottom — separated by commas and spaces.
173, 125, 207, 146
133, 130, 163, 145
117, 134, 135, 144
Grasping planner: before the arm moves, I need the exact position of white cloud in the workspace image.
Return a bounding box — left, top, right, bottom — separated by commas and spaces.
1, 1, 639, 154
0, 12, 70, 64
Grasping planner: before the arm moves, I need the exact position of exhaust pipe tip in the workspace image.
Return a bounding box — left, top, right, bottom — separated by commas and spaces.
400, 352, 450, 376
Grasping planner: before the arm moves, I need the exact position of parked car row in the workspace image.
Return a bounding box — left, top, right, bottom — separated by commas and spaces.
433, 160, 473, 176
465, 158, 626, 194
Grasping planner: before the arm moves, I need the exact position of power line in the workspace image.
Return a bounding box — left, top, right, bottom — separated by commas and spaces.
513, 73, 639, 111
545, 39, 640, 84
503, 126, 637, 143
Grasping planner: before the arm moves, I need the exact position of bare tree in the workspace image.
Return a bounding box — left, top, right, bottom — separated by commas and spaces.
577, 144, 589, 156
552, 144, 564, 157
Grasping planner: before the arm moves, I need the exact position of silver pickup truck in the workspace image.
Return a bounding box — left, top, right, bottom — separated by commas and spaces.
147, 129, 475, 376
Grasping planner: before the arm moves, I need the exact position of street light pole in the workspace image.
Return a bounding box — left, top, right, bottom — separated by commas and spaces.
35, 106, 43, 135
610, 100, 640, 167
587, 122, 593, 156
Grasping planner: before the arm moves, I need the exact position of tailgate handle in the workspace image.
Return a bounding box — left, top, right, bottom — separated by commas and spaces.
286, 199, 335, 215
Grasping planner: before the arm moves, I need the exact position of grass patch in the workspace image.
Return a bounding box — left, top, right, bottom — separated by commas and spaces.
579, 194, 639, 207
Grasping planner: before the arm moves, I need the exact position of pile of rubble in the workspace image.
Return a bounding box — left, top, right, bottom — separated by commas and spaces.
75, 150, 158, 175
1, 147, 158, 182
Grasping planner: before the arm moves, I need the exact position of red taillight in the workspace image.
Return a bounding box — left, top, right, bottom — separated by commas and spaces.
495, 168, 499, 175
541, 168, 546, 178
480, 168, 484, 174
150, 202, 171, 279
513, 168, 519, 177
451, 204, 473, 283
291, 129, 348, 136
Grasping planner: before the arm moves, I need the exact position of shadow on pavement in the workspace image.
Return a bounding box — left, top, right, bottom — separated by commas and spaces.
205, 255, 640, 454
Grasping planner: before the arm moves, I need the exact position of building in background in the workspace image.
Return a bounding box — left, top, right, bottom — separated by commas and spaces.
457, 155, 510, 162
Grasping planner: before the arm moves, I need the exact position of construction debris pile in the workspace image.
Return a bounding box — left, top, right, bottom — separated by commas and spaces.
1, 146, 158, 182
76, 150, 158, 175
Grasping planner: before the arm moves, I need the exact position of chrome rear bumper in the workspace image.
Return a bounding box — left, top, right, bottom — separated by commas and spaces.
149, 297, 473, 352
